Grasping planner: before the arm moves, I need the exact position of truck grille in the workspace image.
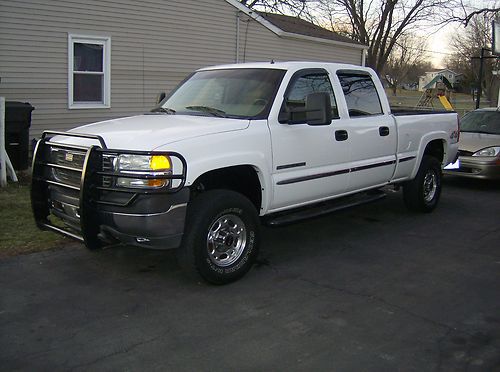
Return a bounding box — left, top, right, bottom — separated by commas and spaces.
50, 148, 86, 187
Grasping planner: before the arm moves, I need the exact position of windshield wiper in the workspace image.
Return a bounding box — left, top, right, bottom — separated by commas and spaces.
185, 106, 226, 118
150, 107, 176, 114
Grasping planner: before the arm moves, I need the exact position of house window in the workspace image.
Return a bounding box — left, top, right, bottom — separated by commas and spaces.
68, 34, 111, 109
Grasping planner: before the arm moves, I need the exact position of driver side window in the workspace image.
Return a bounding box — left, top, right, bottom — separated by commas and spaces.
280, 70, 339, 124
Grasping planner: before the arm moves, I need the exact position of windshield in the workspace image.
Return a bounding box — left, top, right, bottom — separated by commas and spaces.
460, 110, 500, 135
157, 68, 286, 119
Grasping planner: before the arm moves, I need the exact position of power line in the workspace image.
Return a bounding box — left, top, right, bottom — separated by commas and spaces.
424, 49, 455, 56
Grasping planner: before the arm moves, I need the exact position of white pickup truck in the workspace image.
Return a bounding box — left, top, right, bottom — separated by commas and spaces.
32, 62, 459, 284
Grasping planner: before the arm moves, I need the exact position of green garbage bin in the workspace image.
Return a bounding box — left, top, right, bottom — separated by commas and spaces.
5, 101, 34, 170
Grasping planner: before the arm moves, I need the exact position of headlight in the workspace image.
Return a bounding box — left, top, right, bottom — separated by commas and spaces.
472, 146, 500, 157
115, 154, 171, 188
117, 154, 171, 171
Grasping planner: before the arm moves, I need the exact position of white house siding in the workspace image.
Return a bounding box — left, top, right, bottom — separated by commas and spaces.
0, 0, 363, 138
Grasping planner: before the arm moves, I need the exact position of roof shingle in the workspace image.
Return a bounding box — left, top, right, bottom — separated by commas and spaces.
257, 12, 364, 46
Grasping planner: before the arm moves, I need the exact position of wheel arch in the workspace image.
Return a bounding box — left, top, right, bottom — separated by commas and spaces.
424, 139, 445, 163
190, 165, 264, 213
411, 136, 447, 179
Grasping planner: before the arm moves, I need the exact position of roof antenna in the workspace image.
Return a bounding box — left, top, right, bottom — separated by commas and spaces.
270, 59, 275, 64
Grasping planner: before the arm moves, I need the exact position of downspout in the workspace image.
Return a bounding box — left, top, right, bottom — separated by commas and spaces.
361, 49, 366, 66
236, 11, 240, 63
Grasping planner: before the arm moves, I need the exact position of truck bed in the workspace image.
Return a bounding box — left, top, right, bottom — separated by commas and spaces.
391, 107, 455, 116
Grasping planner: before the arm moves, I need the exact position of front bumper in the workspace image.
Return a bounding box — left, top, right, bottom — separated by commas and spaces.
444, 156, 500, 180
31, 131, 189, 250
98, 189, 189, 249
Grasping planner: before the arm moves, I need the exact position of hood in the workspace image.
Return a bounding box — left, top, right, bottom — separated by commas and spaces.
459, 132, 500, 154
56, 114, 249, 150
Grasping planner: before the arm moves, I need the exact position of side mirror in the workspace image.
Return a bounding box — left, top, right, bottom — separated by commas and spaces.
157, 92, 166, 104
305, 92, 332, 125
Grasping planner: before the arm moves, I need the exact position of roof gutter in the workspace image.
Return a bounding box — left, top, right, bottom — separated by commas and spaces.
279, 31, 367, 50
225, 0, 368, 51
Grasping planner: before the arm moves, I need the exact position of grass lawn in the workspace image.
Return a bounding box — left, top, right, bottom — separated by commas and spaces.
385, 88, 490, 117
0, 174, 67, 259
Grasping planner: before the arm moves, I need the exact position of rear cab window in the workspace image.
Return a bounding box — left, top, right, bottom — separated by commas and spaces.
336, 70, 383, 117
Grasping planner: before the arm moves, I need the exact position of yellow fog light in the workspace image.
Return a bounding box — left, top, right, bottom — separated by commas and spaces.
116, 177, 167, 188
150, 155, 171, 170
147, 179, 166, 187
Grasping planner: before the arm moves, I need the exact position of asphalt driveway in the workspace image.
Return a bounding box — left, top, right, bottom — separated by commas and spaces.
1, 178, 499, 371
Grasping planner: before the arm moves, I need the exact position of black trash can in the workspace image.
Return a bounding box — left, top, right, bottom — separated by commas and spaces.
4, 101, 34, 170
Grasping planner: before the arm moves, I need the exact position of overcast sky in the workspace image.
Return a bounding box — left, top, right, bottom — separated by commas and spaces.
427, 24, 457, 68
420, 0, 498, 68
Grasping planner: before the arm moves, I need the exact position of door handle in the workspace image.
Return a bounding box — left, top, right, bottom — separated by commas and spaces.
335, 130, 348, 141
379, 126, 390, 136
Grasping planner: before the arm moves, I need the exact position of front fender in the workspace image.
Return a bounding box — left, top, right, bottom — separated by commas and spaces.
154, 124, 274, 215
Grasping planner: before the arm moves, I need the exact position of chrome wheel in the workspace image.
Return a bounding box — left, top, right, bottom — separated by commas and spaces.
423, 170, 438, 203
207, 214, 247, 267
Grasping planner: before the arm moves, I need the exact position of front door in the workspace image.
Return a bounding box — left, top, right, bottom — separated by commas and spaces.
268, 68, 351, 212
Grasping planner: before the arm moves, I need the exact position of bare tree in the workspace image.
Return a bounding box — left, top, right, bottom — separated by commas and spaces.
384, 34, 428, 95
445, 10, 500, 99
448, 1, 500, 26
314, 0, 460, 73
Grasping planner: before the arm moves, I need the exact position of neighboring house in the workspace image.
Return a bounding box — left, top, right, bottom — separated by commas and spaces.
418, 69, 462, 91
0, 0, 367, 138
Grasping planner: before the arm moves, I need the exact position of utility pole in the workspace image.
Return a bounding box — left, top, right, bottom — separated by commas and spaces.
473, 48, 498, 109
476, 48, 486, 109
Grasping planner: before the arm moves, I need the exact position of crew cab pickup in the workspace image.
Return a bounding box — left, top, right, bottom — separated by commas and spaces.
31, 62, 459, 284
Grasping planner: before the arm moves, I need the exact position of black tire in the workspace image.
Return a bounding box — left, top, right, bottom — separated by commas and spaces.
177, 190, 260, 284
403, 155, 442, 213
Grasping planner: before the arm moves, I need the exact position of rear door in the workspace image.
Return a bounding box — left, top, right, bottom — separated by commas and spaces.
335, 70, 397, 191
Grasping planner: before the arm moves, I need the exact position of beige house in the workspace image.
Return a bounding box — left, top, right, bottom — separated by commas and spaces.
0, 0, 366, 139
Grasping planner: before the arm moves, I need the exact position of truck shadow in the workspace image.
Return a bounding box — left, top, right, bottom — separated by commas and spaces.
73, 180, 486, 284
257, 191, 408, 266
88, 187, 455, 283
